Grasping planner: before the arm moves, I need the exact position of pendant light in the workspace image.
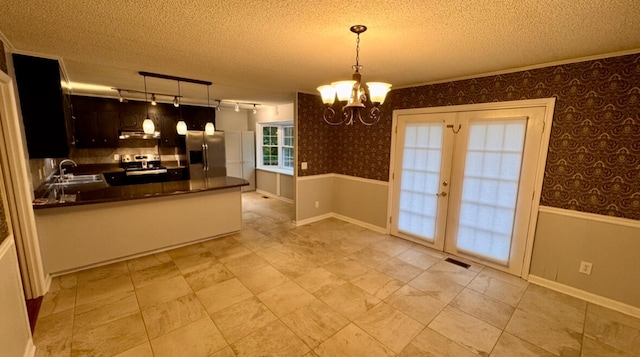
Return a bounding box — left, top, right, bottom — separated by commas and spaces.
142, 75, 155, 134
317, 25, 391, 126
175, 80, 187, 135
204, 85, 215, 135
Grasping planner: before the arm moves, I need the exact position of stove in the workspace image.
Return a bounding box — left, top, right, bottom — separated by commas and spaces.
121, 154, 167, 176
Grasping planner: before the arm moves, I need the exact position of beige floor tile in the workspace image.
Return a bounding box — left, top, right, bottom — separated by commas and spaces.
376, 257, 423, 283
584, 303, 640, 355
209, 346, 236, 357
48, 273, 77, 292
141, 293, 207, 338
231, 320, 310, 356
354, 302, 425, 353
375, 235, 415, 256
315, 323, 395, 357
113, 342, 154, 357
76, 261, 129, 284
518, 284, 587, 333
395, 248, 441, 270
281, 300, 349, 348
467, 268, 528, 307
219, 250, 269, 276
581, 336, 637, 357
135, 275, 192, 310
34, 336, 72, 357
399, 327, 479, 357
183, 260, 234, 291
349, 246, 395, 268
165, 242, 209, 260
130, 261, 181, 288
39, 287, 76, 318
196, 278, 253, 314
171, 251, 218, 275
232, 229, 279, 251
71, 312, 147, 357
318, 282, 380, 320
351, 269, 403, 299
491, 332, 556, 357
237, 265, 289, 294
385, 284, 447, 325
256, 245, 319, 278
426, 260, 480, 286
295, 267, 347, 296
257, 280, 318, 317
212, 297, 278, 343
505, 308, 582, 356
324, 257, 369, 281
150, 317, 227, 357
75, 273, 134, 307
428, 306, 502, 356
450, 288, 515, 329
409, 270, 465, 304
33, 308, 74, 349
205, 237, 253, 260
126, 252, 172, 272
74, 291, 139, 332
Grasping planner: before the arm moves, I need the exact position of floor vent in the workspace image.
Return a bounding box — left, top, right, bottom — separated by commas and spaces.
262, 196, 270, 199
445, 257, 471, 269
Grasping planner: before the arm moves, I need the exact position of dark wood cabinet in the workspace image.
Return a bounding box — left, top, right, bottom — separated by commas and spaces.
167, 167, 187, 181
160, 114, 180, 147
75, 111, 118, 148
182, 106, 212, 131
13, 54, 73, 158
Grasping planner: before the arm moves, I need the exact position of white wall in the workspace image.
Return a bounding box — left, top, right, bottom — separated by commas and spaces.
0, 239, 36, 357
215, 108, 249, 132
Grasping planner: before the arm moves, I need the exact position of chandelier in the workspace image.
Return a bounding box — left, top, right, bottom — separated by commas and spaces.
317, 25, 392, 126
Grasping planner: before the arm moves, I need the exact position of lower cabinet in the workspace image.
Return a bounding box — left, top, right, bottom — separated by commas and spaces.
167, 167, 187, 181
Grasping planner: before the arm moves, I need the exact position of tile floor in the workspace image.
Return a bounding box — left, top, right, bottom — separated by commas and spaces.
33, 192, 640, 356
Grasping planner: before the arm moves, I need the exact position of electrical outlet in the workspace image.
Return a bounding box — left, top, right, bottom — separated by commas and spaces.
315, 201, 319, 208
113, 154, 120, 161
579, 261, 593, 275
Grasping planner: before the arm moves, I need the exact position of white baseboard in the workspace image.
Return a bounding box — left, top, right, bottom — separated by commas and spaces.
294, 212, 387, 234
528, 275, 640, 319
24, 340, 36, 357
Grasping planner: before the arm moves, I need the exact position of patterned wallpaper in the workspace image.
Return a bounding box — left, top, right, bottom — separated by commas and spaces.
297, 53, 640, 220
0, 39, 7, 74
0, 38, 8, 243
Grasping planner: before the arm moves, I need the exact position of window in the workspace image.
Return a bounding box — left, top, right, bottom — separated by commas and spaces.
257, 121, 294, 173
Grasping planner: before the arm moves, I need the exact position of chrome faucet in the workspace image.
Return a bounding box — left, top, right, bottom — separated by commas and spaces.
58, 159, 77, 182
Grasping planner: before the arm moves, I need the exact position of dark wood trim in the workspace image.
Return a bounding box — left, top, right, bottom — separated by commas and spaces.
138, 71, 212, 85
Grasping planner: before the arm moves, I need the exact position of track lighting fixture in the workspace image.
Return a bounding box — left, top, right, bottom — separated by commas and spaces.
205, 85, 215, 135
151, 94, 157, 106
142, 75, 155, 134
217, 100, 222, 111
117, 90, 124, 103
252, 104, 257, 115
235, 103, 240, 112
173, 96, 180, 107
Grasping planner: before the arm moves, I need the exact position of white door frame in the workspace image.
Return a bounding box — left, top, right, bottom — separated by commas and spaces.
387, 98, 555, 278
0, 70, 49, 298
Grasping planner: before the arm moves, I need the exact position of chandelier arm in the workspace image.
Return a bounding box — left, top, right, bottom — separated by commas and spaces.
360, 106, 381, 126
322, 107, 344, 125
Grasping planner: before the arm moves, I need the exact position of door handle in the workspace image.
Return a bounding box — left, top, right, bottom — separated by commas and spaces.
436, 192, 448, 197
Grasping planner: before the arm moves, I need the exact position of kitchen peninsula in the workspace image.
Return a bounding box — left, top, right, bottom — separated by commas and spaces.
33, 176, 248, 274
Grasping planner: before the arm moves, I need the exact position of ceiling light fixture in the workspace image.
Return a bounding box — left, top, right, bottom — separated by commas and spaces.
235, 103, 240, 112
205, 85, 215, 135
216, 100, 222, 112
150, 93, 157, 106
252, 104, 257, 115
175, 80, 187, 135
142, 75, 155, 134
117, 89, 124, 103
317, 25, 391, 126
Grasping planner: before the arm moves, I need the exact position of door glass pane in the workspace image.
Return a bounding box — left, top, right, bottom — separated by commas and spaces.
397, 123, 443, 241
456, 119, 526, 263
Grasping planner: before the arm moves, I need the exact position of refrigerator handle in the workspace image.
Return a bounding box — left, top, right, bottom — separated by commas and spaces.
203, 143, 209, 171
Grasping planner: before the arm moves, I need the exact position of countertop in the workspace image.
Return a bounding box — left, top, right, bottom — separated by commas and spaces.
33, 176, 249, 210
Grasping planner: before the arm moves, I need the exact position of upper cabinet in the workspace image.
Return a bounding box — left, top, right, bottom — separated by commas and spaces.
72, 96, 119, 148
13, 54, 73, 158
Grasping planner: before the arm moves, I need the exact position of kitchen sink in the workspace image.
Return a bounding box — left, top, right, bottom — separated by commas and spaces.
47, 174, 105, 188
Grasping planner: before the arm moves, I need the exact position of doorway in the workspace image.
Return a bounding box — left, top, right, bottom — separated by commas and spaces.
389, 99, 554, 277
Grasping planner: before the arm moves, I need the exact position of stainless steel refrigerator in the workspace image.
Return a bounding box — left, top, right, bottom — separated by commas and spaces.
186, 131, 227, 179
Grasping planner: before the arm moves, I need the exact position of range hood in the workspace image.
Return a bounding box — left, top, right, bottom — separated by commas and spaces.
118, 130, 161, 140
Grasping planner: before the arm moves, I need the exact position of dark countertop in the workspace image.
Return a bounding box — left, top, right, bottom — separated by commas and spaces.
33, 176, 249, 210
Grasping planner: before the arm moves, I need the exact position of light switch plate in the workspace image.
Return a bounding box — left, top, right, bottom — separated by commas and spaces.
301, 162, 308, 170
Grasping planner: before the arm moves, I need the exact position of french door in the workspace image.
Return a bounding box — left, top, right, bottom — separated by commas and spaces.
390, 101, 551, 276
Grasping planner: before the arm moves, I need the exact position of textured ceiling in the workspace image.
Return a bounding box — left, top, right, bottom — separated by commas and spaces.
1, 0, 639, 107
